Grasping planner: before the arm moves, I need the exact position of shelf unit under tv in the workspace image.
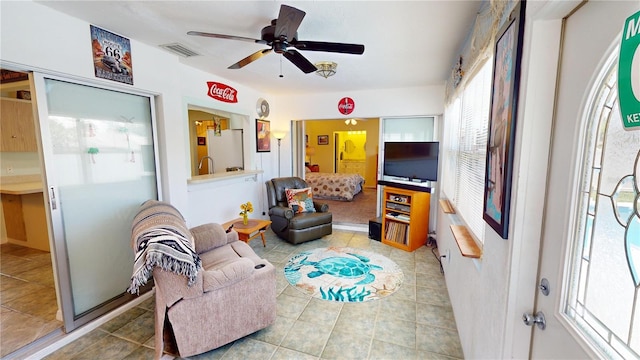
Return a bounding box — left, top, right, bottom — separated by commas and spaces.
380, 183, 431, 252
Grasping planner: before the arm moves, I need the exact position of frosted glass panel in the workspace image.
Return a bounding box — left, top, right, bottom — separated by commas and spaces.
382, 117, 434, 142
44, 79, 157, 315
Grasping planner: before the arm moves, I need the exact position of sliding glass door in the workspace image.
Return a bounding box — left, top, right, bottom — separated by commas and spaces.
32, 74, 159, 331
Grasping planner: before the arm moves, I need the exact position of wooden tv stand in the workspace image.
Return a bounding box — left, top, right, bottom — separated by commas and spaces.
380, 184, 430, 252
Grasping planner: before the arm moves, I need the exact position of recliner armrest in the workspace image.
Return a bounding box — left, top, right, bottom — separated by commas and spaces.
269, 206, 294, 219
191, 223, 238, 254
202, 258, 254, 292
313, 201, 329, 213
226, 229, 239, 243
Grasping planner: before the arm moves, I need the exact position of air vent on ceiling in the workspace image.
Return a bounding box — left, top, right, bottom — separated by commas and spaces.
159, 43, 200, 58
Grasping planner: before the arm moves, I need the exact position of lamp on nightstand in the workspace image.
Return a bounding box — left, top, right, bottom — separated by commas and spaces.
306, 146, 316, 164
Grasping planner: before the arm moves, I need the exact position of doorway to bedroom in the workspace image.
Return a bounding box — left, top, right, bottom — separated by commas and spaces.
301, 119, 379, 227
297, 116, 438, 228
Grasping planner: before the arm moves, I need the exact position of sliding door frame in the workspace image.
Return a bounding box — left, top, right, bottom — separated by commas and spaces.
30, 70, 162, 331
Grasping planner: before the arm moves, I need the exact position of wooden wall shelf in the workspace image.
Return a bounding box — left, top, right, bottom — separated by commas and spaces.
450, 225, 482, 258
439, 199, 455, 214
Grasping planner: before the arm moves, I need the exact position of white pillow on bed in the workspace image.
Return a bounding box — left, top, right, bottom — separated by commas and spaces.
305, 166, 312, 173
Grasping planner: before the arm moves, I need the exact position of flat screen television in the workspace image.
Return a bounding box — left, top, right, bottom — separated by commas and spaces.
383, 141, 439, 182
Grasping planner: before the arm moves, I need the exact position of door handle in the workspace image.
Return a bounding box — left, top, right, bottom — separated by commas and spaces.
522, 311, 546, 330
49, 186, 57, 210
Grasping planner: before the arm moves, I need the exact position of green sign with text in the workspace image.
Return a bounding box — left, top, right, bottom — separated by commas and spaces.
618, 10, 640, 130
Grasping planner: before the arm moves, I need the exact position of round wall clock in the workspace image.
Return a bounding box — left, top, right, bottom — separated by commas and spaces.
256, 98, 270, 118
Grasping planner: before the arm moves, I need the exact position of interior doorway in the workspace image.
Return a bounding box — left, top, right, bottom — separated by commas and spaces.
333, 130, 367, 181
297, 119, 379, 228
0, 69, 62, 356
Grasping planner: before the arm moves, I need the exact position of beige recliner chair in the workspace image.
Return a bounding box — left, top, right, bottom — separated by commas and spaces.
129, 200, 276, 359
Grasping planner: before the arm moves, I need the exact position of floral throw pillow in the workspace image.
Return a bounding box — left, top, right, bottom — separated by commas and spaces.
285, 187, 316, 214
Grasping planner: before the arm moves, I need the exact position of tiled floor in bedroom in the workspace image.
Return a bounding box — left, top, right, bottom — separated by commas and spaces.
43, 228, 463, 359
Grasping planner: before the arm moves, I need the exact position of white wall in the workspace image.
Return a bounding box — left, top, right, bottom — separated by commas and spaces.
0, 152, 41, 176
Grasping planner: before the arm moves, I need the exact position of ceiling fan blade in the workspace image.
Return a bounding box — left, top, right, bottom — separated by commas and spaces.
282, 49, 317, 74
187, 31, 268, 45
228, 49, 272, 69
293, 40, 365, 54
275, 5, 306, 40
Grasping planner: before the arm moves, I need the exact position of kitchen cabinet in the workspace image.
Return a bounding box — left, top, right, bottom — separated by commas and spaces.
0, 181, 49, 251
1, 194, 27, 241
1, 98, 38, 152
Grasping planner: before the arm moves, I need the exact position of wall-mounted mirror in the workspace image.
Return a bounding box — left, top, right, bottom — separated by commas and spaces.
344, 139, 356, 154
188, 105, 246, 177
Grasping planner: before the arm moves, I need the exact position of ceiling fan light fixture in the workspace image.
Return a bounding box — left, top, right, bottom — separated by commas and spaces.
315, 61, 337, 78
345, 118, 357, 126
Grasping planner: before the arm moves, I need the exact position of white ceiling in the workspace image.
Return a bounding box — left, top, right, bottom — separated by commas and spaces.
37, 1, 482, 96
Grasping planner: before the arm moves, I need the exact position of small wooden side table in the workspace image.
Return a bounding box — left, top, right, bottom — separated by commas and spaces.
222, 218, 272, 247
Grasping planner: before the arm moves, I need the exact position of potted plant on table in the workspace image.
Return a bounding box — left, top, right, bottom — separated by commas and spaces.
239, 201, 253, 225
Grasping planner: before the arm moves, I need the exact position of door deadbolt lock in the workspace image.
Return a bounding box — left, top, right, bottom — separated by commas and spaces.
539, 278, 550, 296
522, 311, 546, 330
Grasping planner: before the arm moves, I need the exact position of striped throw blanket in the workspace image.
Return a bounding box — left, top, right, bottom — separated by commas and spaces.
128, 200, 202, 294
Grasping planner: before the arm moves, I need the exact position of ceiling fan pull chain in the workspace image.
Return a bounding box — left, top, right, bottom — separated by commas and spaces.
279, 56, 284, 78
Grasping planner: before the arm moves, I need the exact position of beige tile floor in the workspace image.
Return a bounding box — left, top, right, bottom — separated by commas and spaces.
41, 228, 463, 359
1, 243, 62, 357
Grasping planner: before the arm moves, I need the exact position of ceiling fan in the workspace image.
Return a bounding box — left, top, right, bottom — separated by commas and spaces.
187, 4, 365, 74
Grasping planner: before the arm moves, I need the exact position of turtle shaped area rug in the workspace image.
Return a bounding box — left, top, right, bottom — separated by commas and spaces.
284, 247, 403, 302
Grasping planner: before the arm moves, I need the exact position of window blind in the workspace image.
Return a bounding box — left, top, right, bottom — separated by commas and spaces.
443, 60, 492, 243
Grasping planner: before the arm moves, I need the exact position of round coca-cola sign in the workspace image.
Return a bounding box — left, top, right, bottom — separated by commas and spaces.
338, 97, 355, 115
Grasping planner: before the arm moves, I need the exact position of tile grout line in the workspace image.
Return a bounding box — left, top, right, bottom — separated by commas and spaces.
366, 297, 382, 360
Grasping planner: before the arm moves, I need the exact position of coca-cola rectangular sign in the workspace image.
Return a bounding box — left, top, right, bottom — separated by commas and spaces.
207, 82, 238, 103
